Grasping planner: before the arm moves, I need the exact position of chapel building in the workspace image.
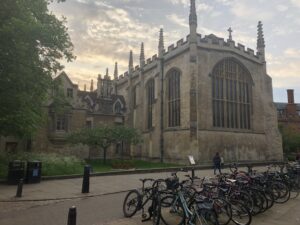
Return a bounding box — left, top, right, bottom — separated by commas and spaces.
114, 0, 283, 163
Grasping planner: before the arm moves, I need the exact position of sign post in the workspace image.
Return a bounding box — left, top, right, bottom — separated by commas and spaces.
188, 155, 196, 178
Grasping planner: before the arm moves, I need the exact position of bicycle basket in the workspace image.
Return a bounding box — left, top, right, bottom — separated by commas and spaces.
165, 177, 179, 190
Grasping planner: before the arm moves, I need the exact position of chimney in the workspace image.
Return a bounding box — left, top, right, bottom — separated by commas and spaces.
286, 89, 297, 116
287, 89, 294, 104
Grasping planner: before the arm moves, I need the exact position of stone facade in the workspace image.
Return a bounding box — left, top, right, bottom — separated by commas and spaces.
0, 71, 126, 159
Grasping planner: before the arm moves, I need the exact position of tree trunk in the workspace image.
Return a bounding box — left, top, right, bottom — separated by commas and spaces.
103, 147, 107, 164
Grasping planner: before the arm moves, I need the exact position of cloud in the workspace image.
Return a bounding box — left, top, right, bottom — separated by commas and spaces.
290, 0, 300, 8
166, 14, 188, 27
284, 48, 300, 58
167, 0, 189, 7
215, 0, 234, 6
276, 4, 288, 12
230, 2, 275, 21
269, 61, 300, 85
197, 3, 213, 12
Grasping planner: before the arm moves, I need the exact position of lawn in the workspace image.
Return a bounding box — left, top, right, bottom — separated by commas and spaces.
0, 152, 180, 179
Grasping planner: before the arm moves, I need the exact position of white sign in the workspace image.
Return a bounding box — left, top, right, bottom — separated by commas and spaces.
188, 155, 196, 165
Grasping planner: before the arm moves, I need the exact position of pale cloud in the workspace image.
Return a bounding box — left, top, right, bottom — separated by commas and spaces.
230, 2, 275, 21
167, 0, 189, 7
167, 14, 188, 28
276, 4, 288, 12
290, 0, 300, 8
215, 0, 234, 6
284, 48, 300, 58
197, 3, 213, 12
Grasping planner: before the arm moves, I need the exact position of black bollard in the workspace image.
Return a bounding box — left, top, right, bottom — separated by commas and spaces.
191, 168, 195, 179
16, 178, 23, 198
81, 165, 90, 193
67, 206, 77, 225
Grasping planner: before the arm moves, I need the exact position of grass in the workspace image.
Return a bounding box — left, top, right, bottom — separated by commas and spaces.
0, 152, 180, 179
0, 152, 85, 178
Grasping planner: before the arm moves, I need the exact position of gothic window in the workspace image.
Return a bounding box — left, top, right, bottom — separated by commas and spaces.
168, 69, 181, 127
67, 88, 73, 98
114, 101, 122, 114
56, 116, 66, 131
146, 79, 155, 129
212, 58, 252, 130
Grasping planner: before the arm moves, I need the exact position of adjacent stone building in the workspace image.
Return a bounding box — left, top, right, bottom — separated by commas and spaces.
0, 71, 126, 159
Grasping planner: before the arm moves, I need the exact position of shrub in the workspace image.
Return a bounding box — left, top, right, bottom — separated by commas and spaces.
111, 160, 135, 169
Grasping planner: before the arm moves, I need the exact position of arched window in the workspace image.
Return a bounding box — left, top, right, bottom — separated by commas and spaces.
114, 101, 122, 114
167, 69, 181, 127
146, 79, 155, 129
212, 58, 252, 129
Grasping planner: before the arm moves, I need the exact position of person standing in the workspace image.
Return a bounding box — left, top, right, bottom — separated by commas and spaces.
213, 152, 222, 175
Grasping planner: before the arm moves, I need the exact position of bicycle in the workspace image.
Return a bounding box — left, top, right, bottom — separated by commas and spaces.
160, 173, 220, 225
122, 178, 164, 224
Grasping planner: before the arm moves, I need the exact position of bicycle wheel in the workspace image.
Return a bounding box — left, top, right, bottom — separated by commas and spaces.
160, 195, 186, 225
196, 209, 219, 225
213, 198, 232, 225
152, 194, 161, 225
289, 177, 300, 199
248, 189, 264, 215
122, 190, 141, 217
264, 189, 274, 210
230, 200, 252, 225
271, 182, 290, 203
229, 190, 253, 215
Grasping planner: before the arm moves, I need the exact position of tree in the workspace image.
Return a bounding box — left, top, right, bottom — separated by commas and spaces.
279, 124, 300, 156
67, 126, 142, 164
0, 0, 74, 138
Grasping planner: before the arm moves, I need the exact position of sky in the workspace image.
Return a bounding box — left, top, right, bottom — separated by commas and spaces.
50, 0, 300, 103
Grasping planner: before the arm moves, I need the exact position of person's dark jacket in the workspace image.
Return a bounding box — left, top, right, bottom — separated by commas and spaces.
213, 155, 221, 166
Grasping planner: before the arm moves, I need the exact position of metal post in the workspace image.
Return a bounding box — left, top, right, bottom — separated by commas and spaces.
67, 206, 77, 225
16, 178, 23, 198
191, 168, 195, 179
82, 165, 90, 193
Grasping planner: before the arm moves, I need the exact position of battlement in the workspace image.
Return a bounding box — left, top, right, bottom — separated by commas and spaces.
197, 33, 260, 61
168, 44, 175, 52
116, 32, 261, 85
163, 36, 189, 57
152, 54, 158, 60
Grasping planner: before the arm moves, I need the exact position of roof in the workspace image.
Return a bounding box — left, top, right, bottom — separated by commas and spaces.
77, 90, 126, 114
274, 102, 300, 110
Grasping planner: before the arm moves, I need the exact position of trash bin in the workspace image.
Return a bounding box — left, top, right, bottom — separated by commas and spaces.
26, 161, 42, 183
7, 160, 25, 185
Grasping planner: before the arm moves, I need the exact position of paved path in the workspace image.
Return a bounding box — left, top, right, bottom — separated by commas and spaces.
0, 168, 221, 201
1, 166, 299, 225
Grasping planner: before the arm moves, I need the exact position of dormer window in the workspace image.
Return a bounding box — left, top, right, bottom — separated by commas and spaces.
67, 88, 73, 98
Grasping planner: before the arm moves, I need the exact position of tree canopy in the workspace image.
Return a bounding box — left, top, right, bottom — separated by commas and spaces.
67, 126, 142, 163
0, 0, 74, 137
279, 124, 300, 156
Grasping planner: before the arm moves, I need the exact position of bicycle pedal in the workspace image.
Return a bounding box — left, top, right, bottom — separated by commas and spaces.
141, 217, 151, 222
142, 213, 148, 219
